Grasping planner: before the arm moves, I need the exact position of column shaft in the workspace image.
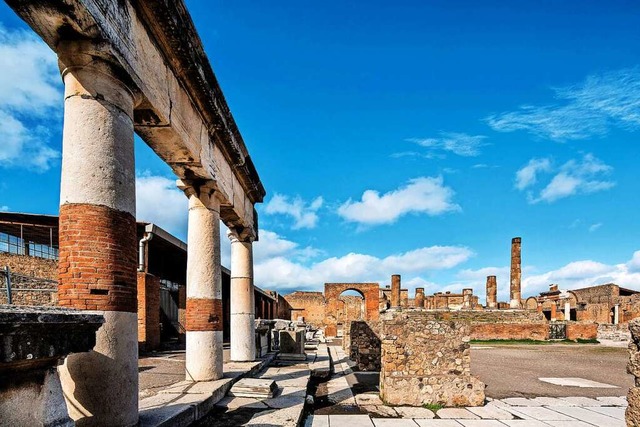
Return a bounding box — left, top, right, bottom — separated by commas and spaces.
185, 191, 223, 381
414, 288, 425, 308
390, 275, 401, 309
510, 237, 522, 308
486, 276, 497, 309
229, 229, 256, 362
57, 63, 138, 426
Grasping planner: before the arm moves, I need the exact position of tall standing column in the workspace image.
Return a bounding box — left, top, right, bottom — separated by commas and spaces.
486, 276, 497, 309
564, 301, 571, 321
56, 48, 139, 426
228, 227, 256, 362
390, 274, 401, 309
462, 288, 473, 310
510, 237, 522, 309
181, 183, 223, 381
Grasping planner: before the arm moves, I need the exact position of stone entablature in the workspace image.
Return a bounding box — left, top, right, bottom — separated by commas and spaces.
379, 312, 485, 407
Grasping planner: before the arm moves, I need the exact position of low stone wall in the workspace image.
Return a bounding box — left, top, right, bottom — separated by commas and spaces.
471, 323, 548, 340
598, 323, 630, 342
380, 312, 485, 407
349, 320, 381, 371
626, 319, 640, 425
0, 253, 58, 306
0, 253, 57, 279
566, 323, 598, 341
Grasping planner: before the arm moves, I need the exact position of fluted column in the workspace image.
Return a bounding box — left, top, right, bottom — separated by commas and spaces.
228, 227, 256, 362
56, 42, 140, 427
179, 182, 223, 381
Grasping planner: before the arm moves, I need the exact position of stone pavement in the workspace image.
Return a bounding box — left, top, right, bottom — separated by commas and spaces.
307, 395, 628, 426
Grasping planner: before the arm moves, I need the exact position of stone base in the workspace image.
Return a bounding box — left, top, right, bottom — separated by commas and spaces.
277, 353, 308, 361
381, 375, 485, 407
228, 378, 278, 399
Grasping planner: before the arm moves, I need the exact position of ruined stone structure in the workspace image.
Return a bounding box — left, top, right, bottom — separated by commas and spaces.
348, 320, 382, 371
510, 237, 522, 308
283, 291, 326, 325
379, 312, 485, 407
425, 290, 480, 310
486, 275, 497, 309
324, 283, 379, 337
627, 319, 640, 425
5, 1, 266, 424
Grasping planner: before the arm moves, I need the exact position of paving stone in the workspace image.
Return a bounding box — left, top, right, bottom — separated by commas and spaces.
596, 396, 627, 406
330, 414, 375, 426
486, 400, 512, 408
228, 378, 277, 398
538, 378, 618, 388
501, 421, 551, 427
584, 405, 626, 419
214, 396, 268, 410
361, 405, 398, 417
551, 406, 625, 426
501, 398, 536, 407
394, 406, 436, 419
467, 405, 514, 420
558, 397, 603, 407
529, 397, 572, 406
543, 421, 597, 427
436, 408, 480, 419
372, 419, 419, 426
307, 414, 329, 427
458, 421, 508, 427
245, 404, 304, 427
413, 421, 463, 427
501, 406, 575, 421
356, 393, 385, 406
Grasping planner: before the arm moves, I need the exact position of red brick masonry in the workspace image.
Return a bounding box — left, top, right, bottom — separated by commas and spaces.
58, 204, 137, 312
186, 298, 223, 331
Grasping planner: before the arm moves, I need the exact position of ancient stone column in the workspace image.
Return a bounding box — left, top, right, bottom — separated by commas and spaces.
510, 237, 522, 308
486, 276, 497, 309
415, 288, 425, 308
462, 288, 473, 309
390, 274, 401, 309
564, 301, 571, 321
228, 227, 256, 362
56, 46, 140, 426
550, 303, 557, 321
181, 183, 223, 381
615, 304, 620, 325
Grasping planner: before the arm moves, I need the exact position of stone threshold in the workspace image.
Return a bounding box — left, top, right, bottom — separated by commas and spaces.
139, 353, 276, 427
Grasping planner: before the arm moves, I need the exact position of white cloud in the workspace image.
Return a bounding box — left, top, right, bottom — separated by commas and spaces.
264, 194, 323, 229
515, 158, 552, 190
588, 223, 603, 232
0, 25, 61, 171
405, 132, 487, 157
0, 206, 8, 212
521, 254, 640, 297
135, 173, 188, 240
254, 243, 474, 292
338, 176, 460, 226
515, 154, 615, 204
486, 68, 640, 141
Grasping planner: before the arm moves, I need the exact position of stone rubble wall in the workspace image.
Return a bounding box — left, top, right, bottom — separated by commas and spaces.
626, 319, 640, 425
348, 320, 382, 371
599, 323, 631, 341
380, 312, 485, 407
0, 253, 58, 306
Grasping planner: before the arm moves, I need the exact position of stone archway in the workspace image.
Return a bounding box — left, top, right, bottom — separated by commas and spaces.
324, 283, 379, 337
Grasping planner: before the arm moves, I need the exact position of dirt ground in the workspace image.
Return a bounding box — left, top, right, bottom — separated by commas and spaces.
471, 344, 633, 399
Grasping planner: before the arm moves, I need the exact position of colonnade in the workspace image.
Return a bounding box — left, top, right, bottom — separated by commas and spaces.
56, 49, 257, 426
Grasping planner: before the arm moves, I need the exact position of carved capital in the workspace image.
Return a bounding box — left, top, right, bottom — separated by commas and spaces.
227, 226, 256, 243
177, 179, 221, 210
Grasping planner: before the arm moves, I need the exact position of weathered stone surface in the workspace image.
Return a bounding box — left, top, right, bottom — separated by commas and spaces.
379, 312, 485, 407
349, 320, 382, 371
280, 330, 305, 354
629, 320, 640, 426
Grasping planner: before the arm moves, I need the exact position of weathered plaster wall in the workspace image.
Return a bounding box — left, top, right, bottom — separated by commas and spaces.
283, 291, 325, 326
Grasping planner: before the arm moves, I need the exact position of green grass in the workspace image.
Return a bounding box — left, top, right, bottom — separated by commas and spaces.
423, 403, 444, 412
470, 338, 600, 345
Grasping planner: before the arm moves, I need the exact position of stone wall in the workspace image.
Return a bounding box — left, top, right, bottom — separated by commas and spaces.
283, 291, 325, 327
626, 319, 640, 425
137, 272, 160, 352
566, 323, 598, 341
349, 320, 382, 371
0, 253, 58, 306
598, 323, 630, 342
380, 312, 485, 407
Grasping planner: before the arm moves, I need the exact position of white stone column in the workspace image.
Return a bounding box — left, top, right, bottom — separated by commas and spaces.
228, 228, 256, 362
615, 304, 620, 325
564, 301, 571, 321
180, 183, 223, 381
56, 44, 140, 427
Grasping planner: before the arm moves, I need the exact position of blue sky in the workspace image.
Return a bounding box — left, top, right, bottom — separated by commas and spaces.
1, 1, 640, 301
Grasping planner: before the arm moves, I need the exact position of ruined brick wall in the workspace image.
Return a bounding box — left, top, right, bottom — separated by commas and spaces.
349, 320, 382, 371
598, 323, 630, 341
275, 293, 292, 320
137, 272, 160, 352
324, 283, 379, 337
283, 291, 325, 326
626, 319, 640, 425
0, 253, 58, 306
380, 312, 485, 407
421, 310, 549, 341
572, 284, 619, 304
577, 303, 611, 323
566, 323, 598, 341
621, 294, 640, 323
340, 295, 365, 323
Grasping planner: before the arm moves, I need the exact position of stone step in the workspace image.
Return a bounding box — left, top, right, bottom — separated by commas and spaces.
228, 378, 278, 399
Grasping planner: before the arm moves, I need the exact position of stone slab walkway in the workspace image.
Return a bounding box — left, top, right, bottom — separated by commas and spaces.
307, 395, 628, 426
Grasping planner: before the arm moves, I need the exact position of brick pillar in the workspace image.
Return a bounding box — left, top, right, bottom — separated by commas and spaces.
415, 288, 425, 308
486, 276, 497, 309
390, 274, 401, 309
137, 273, 161, 352
550, 303, 557, 321
56, 44, 139, 426
179, 182, 223, 381
462, 288, 473, 310
510, 237, 522, 308
228, 227, 256, 362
